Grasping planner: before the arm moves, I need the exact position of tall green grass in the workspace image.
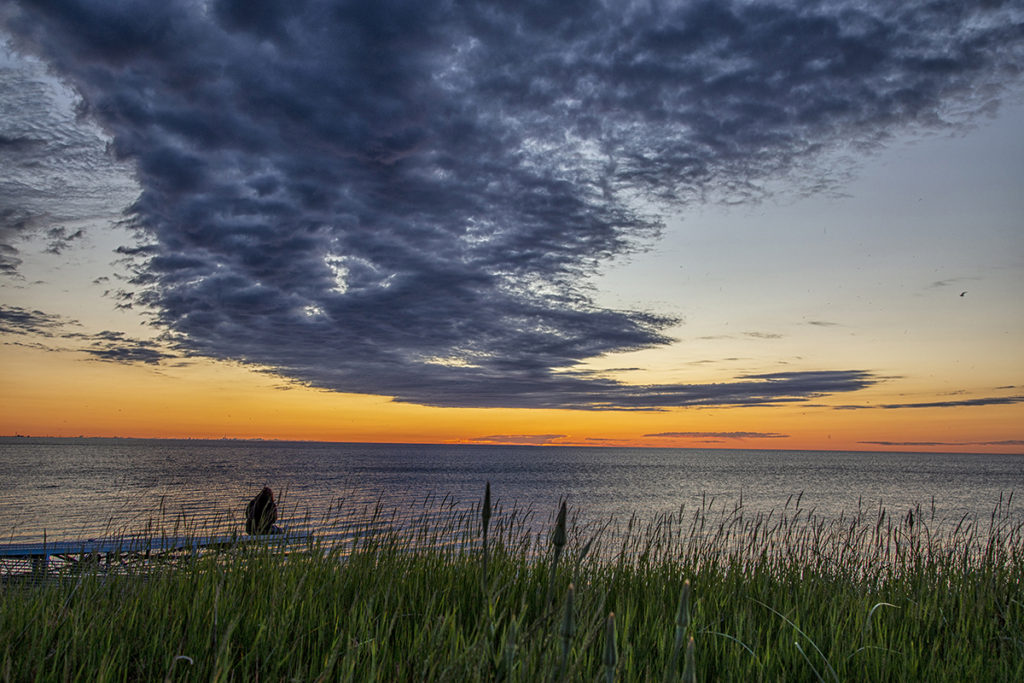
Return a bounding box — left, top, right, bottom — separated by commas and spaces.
2, 490, 1022, 681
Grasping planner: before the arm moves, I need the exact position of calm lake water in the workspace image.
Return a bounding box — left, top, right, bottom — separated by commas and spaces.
1, 437, 1022, 545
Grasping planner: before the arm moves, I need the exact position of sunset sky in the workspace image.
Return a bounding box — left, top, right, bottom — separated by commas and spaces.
1, 0, 1022, 452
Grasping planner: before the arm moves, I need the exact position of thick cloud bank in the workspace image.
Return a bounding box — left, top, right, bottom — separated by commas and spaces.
2, 1, 1022, 408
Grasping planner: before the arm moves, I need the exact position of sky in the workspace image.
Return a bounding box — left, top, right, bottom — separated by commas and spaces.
1, 0, 1022, 452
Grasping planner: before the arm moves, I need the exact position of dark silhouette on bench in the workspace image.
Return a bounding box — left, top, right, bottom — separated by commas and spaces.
245, 487, 283, 535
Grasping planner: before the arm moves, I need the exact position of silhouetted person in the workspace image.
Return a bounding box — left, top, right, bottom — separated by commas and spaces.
245, 487, 281, 535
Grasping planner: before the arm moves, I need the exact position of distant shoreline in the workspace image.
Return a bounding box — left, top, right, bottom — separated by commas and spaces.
1, 434, 1020, 457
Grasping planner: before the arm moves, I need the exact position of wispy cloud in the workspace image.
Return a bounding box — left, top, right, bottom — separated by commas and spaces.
834, 394, 1024, 410
927, 277, 977, 290
66, 330, 182, 366
43, 226, 84, 255
0, 55, 137, 261
0, 304, 75, 336
468, 434, 567, 446
0, 242, 21, 276
860, 440, 1024, 448
645, 431, 788, 440
0, 304, 180, 365
878, 396, 1024, 409
3, 1, 1022, 409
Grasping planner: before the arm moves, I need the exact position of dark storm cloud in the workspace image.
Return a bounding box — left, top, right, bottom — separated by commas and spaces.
2, 0, 1022, 409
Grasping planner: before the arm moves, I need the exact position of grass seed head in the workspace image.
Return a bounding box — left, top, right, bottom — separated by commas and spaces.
482, 481, 492, 535
604, 612, 618, 672
553, 500, 568, 549
665, 579, 692, 681
675, 580, 691, 635
682, 636, 696, 683
504, 616, 518, 678
559, 583, 576, 679
561, 583, 576, 640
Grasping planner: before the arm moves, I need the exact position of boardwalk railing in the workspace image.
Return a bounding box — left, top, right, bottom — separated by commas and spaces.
0, 531, 308, 577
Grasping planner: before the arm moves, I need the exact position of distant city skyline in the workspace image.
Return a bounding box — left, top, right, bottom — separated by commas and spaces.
1, 1, 1022, 452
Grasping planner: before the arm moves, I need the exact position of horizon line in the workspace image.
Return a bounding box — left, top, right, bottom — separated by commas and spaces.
1, 434, 1020, 457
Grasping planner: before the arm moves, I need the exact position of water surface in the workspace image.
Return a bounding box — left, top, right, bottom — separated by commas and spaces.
1, 438, 1021, 545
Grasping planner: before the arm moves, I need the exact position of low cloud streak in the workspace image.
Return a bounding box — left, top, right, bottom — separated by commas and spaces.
468, 434, 567, 446
646, 431, 789, 440
878, 396, 1024, 409
861, 440, 1024, 448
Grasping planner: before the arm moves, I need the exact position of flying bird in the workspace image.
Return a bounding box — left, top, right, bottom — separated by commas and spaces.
960, 291, 967, 297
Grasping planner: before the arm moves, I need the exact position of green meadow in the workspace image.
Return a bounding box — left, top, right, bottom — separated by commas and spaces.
2, 490, 1022, 681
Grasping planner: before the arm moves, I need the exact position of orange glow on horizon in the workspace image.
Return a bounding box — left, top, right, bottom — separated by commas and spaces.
2, 345, 1021, 454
